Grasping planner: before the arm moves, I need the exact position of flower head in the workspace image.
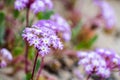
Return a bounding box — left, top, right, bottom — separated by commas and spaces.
14, 0, 29, 11
95, 48, 120, 70
77, 51, 107, 76
38, 45, 50, 57
0, 60, 7, 68
0, 48, 13, 61
32, 20, 58, 31
14, 0, 53, 14
22, 20, 63, 57
94, 0, 116, 29
50, 14, 71, 42
96, 67, 111, 78
77, 48, 120, 78
0, 48, 13, 68
30, 0, 45, 14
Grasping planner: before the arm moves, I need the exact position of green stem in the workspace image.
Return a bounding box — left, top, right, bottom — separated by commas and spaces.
36, 57, 44, 80
31, 52, 39, 80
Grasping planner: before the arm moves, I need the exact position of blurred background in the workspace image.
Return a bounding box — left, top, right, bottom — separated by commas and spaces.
0, 0, 120, 80
53, 0, 120, 53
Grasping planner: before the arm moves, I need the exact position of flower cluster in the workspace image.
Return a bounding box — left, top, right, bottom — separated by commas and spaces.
95, 48, 120, 71
77, 48, 120, 78
14, 0, 53, 14
50, 14, 71, 42
94, 0, 116, 29
22, 20, 63, 57
14, 0, 29, 11
0, 48, 13, 68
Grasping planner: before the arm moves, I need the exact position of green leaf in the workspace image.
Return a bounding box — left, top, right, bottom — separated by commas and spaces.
0, 12, 5, 45
76, 35, 98, 49
37, 10, 54, 20
37, 12, 43, 20
13, 10, 20, 18
87, 35, 98, 48
13, 47, 23, 56
20, 16, 25, 23
28, 47, 36, 59
35, 59, 41, 73
43, 10, 54, 19
23, 73, 32, 80
75, 41, 86, 49
5, 0, 14, 5
13, 32, 25, 55
0, 12, 5, 24
72, 21, 82, 39
14, 33, 24, 47
0, 29, 5, 45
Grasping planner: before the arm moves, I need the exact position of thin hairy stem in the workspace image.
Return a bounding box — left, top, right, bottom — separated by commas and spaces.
26, 8, 29, 27
36, 57, 44, 80
25, 8, 30, 74
31, 52, 39, 80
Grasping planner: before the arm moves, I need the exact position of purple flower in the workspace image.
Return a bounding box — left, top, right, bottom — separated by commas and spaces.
0, 48, 13, 61
96, 67, 111, 78
38, 45, 50, 57
22, 20, 63, 57
41, 37, 51, 46
0, 48, 13, 68
95, 48, 120, 70
22, 32, 36, 41
0, 60, 7, 68
85, 64, 94, 74
29, 37, 40, 47
50, 14, 71, 42
14, 0, 29, 11
14, 0, 53, 14
30, 0, 45, 14
94, 0, 116, 29
32, 20, 58, 31
44, 0, 53, 10
77, 51, 88, 58
77, 48, 120, 78
50, 35, 61, 49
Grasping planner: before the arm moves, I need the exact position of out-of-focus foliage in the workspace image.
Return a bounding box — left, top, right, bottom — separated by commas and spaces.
0, 12, 5, 45
71, 20, 98, 49
23, 73, 32, 80
4, 0, 14, 5
35, 59, 41, 73
76, 35, 98, 49
37, 11, 54, 20
72, 21, 82, 40
13, 32, 24, 56
13, 10, 20, 18
0, 12, 5, 22
28, 47, 36, 59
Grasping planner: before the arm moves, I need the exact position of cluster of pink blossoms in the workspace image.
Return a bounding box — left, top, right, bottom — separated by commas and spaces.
0, 48, 13, 68
31, 14, 71, 42
50, 14, 71, 42
14, 0, 53, 13
22, 20, 63, 57
77, 48, 120, 78
94, 0, 116, 29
